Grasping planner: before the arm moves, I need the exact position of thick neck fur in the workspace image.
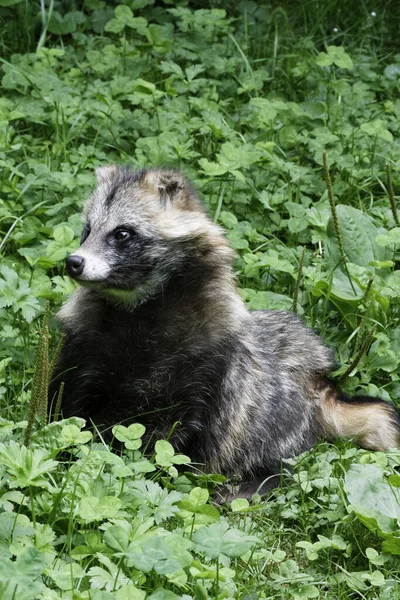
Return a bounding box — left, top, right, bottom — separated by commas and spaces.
58, 236, 249, 344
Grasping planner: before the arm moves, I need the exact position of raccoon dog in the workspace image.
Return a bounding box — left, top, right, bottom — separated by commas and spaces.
50, 166, 400, 499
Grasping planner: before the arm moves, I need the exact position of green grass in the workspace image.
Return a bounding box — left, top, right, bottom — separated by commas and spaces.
1, 0, 400, 598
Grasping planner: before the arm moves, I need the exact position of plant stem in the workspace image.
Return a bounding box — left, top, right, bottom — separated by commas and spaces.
292, 246, 306, 314
386, 163, 400, 226
323, 150, 356, 294
49, 333, 65, 377
29, 486, 37, 529
24, 305, 50, 445
340, 325, 376, 380
322, 150, 345, 263
355, 278, 374, 348
53, 381, 65, 422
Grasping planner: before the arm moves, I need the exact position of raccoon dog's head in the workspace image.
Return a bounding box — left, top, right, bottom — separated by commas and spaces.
66, 166, 230, 302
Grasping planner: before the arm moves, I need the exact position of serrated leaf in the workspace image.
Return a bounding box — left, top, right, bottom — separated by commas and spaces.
193, 520, 259, 558
0, 441, 57, 489
0, 547, 45, 600
78, 496, 122, 522
239, 288, 294, 311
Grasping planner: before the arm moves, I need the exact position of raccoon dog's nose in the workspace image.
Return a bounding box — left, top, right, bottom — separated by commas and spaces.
66, 255, 85, 277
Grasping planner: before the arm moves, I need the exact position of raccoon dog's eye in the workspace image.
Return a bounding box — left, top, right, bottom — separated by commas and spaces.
80, 224, 91, 244
114, 230, 131, 242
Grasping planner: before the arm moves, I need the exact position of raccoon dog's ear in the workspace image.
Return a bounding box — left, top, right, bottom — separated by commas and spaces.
144, 170, 190, 210
95, 165, 119, 185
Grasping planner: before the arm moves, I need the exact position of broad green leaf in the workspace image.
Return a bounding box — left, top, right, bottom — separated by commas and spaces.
105, 6, 147, 34
345, 463, 400, 555
244, 250, 295, 277
131, 458, 156, 473
189, 487, 209, 507
60, 424, 92, 445
154, 440, 175, 466
0, 547, 45, 600
345, 464, 400, 519
47, 560, 84, 591
53, 225, 75, 245
382, 537, 400, 555
231, 498, 250, 512
46, 225, 77, 260
147, 589, 181, 600
360, 120, 393, 142
113, 423, 146, 450
219, 211, 238, 229
366, 547, 388, 566
296, 585, 320, 598
127, 537, 186, 575
297, 540, 319, 560
104, 525, 130, 552
325, 205, 388, 267
198, 158, 228, 177
30, 417, 88, 452
316, 46, 353, 69
115, 5, 134, 20
381, 271, 400, 297
48, 10, 86, 35
376, 227, 400, 246
250, 98, 278, 123
116, 586, 146, 600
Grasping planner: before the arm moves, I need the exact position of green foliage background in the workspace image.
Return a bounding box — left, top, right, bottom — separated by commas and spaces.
1, 1, 400, 598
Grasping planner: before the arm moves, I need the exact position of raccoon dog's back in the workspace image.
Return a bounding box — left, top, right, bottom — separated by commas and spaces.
50, 166, 400, 499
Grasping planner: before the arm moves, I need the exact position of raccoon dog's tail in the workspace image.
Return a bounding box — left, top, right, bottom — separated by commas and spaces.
316, 380, 400, 451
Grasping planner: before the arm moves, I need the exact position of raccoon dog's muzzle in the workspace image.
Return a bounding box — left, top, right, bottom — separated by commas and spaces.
66, 255, 85, 278
65, 249, 111, 284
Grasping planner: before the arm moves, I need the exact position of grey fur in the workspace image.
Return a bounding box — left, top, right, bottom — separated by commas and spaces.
50, 166, 400, 499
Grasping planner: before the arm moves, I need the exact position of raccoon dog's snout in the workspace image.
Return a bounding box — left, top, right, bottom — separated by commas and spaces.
66, 255, 85, 278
